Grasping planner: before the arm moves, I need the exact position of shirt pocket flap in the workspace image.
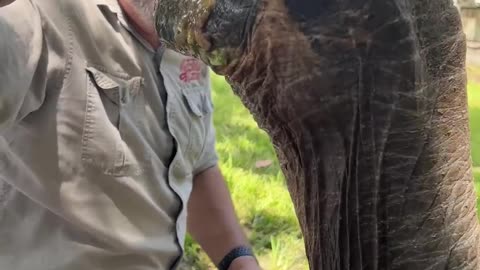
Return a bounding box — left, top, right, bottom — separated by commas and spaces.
182, 88, 214, 117
86, 67, 121, 105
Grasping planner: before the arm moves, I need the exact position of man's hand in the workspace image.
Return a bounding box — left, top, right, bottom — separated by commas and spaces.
228, 256, 261, 270
0, 0, 15, 7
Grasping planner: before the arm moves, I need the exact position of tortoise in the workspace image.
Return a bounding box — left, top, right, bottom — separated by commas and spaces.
155, 0, 480, 269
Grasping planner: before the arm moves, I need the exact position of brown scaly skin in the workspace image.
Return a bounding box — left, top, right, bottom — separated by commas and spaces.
156, 0, 480, 269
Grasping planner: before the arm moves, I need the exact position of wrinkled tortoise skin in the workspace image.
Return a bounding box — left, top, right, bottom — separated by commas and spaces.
156, 0, 480, 269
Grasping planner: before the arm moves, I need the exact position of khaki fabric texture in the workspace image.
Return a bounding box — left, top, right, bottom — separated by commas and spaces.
0, 0, 218, 269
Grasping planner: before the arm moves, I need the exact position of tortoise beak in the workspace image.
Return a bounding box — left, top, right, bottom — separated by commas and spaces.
155, 0, 259, 74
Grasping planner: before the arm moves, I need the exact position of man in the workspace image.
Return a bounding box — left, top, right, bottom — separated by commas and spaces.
0, 0, 260, 269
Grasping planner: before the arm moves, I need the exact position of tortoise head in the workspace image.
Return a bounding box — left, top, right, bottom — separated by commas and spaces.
154, 0, 261, 74
154, 0, 329, 96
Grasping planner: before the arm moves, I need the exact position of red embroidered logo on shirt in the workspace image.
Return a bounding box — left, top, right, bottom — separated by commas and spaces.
179, 58, 202, 83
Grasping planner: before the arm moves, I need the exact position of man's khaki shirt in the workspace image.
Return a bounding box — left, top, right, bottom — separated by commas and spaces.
0, 0, 218, 269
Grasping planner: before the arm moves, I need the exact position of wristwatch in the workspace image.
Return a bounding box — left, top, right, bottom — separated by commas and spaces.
217, 246, 257, 270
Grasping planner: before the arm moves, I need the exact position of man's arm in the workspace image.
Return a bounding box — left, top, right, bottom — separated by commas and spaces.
188, 70, 259, 269
188, 166, 260, 270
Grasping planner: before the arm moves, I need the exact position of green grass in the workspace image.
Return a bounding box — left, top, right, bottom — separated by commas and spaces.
469, 83, 480, 166
468, 82, 480, 216
182, 74, 308, 269
182, 74, 480, 269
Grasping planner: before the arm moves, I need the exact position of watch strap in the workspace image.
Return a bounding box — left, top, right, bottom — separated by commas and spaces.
217, 246, 257, 270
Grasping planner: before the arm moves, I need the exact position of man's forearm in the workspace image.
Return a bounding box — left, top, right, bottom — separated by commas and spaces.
187, 166, 258, 269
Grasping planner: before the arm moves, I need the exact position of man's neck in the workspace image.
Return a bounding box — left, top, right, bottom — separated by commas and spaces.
117, 0, 160, 49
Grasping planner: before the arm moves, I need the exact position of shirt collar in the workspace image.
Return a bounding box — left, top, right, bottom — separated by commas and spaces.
95, 0, 157, 53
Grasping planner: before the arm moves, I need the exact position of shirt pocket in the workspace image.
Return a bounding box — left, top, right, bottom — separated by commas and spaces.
82, 67, 147, 177
181, 87, 214, 117
180, 86, 214, 162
